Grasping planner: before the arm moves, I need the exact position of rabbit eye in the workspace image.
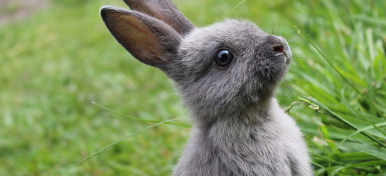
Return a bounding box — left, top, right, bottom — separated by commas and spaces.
214, 49, 234, 68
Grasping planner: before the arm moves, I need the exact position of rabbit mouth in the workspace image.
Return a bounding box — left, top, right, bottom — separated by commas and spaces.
273, 50, 287, 62
277, 49, 292, 65
274, 51, 291, 64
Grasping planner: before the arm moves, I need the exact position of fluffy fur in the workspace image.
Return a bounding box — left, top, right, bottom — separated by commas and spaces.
100, 0, 312, 175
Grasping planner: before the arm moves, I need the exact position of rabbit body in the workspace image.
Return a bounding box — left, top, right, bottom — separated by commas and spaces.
100, 0, 312, 175
174, 98, 310, 176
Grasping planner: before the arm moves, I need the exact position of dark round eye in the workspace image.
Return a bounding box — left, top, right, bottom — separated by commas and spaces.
214, 49, 234, 67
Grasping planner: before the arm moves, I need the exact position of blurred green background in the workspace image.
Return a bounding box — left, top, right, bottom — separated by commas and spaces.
1, 0, 385, 175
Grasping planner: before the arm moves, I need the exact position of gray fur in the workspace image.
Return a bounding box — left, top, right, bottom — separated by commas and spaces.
100, 1, 312, 175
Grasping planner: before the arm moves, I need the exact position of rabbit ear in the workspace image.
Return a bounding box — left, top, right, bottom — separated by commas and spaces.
122, 0, 194, 36
100, 6, 182, 69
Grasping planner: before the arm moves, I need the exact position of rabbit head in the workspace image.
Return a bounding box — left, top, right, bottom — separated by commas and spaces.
100, 0, 291, 123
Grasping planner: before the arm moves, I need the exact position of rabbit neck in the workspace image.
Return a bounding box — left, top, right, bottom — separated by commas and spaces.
190, 95, 274, 129
195, 97, 276, 130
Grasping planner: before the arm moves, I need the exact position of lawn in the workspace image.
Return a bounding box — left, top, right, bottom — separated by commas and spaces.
1, 0, 385, 175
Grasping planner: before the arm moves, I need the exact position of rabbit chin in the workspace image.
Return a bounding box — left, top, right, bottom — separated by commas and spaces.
177, 80, 284, 125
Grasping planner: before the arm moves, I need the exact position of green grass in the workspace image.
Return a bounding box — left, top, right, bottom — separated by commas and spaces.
1, 0, 385, 175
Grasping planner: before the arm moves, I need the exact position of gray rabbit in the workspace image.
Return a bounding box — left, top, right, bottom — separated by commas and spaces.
100, 0, 312, 175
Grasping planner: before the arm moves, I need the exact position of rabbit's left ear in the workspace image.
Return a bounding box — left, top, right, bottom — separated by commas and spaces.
100, 6, 181, 69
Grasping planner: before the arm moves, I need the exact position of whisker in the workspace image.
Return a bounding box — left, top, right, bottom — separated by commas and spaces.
283, 28, 297, 38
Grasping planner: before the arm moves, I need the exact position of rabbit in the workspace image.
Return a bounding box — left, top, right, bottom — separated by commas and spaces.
100, 0, 312, 175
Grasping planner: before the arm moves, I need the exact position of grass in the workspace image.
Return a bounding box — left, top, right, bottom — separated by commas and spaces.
0, 0, 385, 175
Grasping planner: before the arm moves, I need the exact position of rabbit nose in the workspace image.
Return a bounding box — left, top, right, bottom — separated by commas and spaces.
273, 45, 285, 53
273, 44, 287, 57
265, 35, 284, 49
265, 35, 288, 57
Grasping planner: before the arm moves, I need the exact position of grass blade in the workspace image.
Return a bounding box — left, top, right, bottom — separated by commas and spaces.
92, 101, 191, 127
212, 0, 247, 30
319, 124, 341, 154
296, 26, 384, 118
340, 142, 386, 160
219, 0, 247, 22
329, 122, 386, 173
57, 118, 182, 176
298, 96, 386, 148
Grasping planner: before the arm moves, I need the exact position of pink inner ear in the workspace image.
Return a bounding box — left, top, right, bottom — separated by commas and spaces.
106, 11, 169, 67
117, 14, 153, 38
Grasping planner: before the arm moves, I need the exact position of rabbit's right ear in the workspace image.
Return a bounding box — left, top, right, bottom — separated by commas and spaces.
100, 6, 182, 69
122, 0, 194, 36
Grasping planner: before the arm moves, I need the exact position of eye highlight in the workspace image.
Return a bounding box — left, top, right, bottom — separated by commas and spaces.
214, 49, 234, 68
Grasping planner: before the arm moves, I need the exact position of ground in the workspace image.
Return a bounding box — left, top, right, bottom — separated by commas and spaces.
0, 0, 49, 26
